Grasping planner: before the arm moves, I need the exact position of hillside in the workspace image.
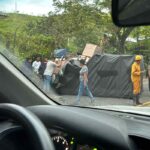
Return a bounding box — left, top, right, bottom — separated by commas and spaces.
0, 13, 53, 58
0, 13, 41, 34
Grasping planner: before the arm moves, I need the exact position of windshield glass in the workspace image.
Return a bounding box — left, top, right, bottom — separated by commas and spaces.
0, 0, 150, 108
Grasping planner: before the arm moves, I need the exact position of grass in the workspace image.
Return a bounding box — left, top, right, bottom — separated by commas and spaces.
0, 13, 40, 34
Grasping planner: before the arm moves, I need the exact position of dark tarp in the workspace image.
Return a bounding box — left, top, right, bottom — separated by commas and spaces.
56, 54, 144, 99
54, 62, 80, 93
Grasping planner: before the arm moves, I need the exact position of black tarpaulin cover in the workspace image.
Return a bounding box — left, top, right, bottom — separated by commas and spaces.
56, 54, 144, 99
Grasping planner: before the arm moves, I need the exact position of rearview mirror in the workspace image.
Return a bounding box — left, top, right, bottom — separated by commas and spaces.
112, 0, 150, 27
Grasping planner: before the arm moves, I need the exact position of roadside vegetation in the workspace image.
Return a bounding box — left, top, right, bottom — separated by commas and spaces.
0, 0, 150, 64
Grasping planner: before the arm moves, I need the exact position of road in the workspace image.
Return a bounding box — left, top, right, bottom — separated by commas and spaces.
49, 78, 150, 107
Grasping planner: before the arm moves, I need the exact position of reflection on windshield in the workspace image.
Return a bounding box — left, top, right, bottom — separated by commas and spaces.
0, 0, 150, 107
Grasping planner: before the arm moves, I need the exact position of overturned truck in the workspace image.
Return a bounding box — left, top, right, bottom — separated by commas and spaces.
55, 54, 144, 99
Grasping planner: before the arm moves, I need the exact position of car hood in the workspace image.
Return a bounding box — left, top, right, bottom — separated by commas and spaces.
93, 105, 150, 116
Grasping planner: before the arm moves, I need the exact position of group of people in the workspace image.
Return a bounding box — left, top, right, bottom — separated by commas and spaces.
22, 54, 150, 106
77, 55, 150, 106
22, 55, 94, 105
22, 56, 68, 93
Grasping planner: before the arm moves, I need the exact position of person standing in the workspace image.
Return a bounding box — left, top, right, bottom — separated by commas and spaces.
43, 58, 59, 92
75, 59, 94, 105
25, 57, 32, 70
21, 57, 33, 77
131, 55, 144, 105
32, 57, 41, 74
38, 57, 48, 79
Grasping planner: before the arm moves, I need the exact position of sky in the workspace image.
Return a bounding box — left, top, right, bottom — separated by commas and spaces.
0, 0, 55, 16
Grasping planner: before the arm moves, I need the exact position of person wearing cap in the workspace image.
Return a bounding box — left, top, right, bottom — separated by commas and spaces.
75, 59, 94, 105
131, 55, 144, 105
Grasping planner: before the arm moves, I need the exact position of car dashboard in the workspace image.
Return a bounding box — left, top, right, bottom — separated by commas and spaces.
0, 105, 150, 150
0, 121, 104, 150
49, 128, 104, 150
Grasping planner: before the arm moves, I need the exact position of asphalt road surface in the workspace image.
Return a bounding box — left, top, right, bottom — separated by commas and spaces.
48, 78, 150, 107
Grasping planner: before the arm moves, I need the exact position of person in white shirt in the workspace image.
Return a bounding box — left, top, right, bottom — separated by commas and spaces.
43, 58, 59, 92
32, 57, 41, 74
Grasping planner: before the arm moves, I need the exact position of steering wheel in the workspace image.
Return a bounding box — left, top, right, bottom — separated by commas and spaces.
0, 103, 55, 150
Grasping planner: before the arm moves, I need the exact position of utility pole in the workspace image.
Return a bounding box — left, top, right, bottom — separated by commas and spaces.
15, 0, 17, 13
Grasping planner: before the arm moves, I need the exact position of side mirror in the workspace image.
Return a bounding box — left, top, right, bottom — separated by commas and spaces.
112, 0, 150, 27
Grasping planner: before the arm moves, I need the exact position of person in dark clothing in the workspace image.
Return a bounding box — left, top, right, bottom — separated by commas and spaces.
21, 57, 33, 77
38, 57, 48, 80
25, 57, 32, 70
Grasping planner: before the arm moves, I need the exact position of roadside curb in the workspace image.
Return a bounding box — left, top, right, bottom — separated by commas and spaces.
138, 101, 150, 107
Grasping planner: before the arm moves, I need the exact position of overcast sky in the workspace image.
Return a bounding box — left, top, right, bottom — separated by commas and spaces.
0, 0, 55, 16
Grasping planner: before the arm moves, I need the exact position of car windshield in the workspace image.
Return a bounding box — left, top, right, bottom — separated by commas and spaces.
0, 0, 150, 109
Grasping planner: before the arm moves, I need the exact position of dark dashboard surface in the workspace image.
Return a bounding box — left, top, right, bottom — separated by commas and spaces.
0, 105, 150, 150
